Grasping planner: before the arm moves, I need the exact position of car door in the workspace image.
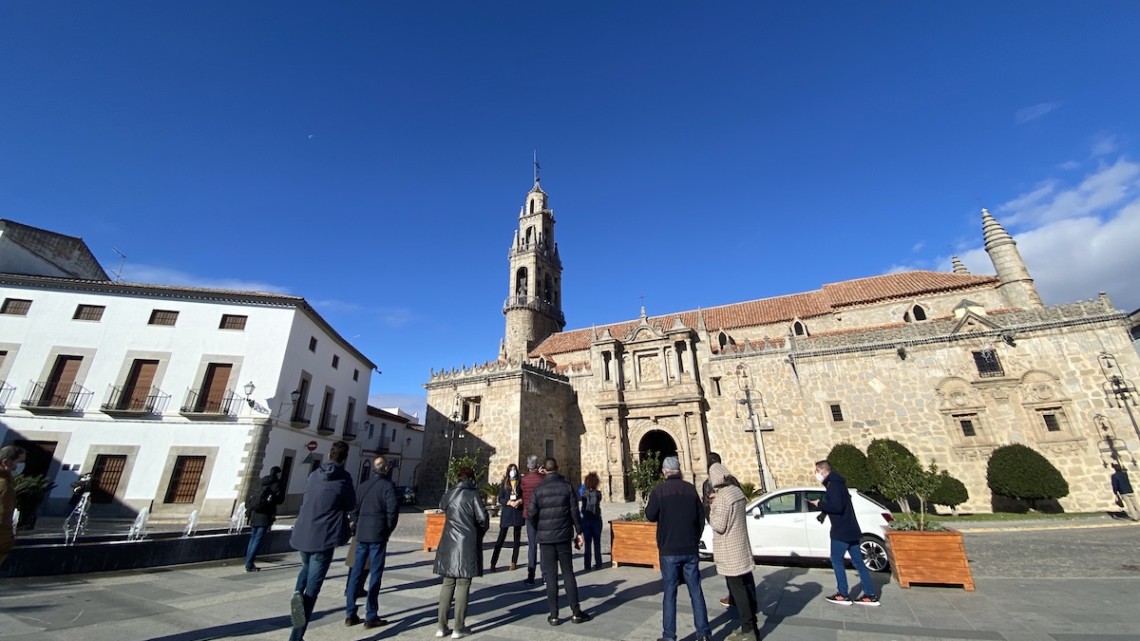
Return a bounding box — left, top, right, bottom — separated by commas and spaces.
804, 489, 833, 559
747, 491, 809, 557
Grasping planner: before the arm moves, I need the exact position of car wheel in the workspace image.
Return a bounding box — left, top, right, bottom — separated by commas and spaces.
859, 536, 889, 572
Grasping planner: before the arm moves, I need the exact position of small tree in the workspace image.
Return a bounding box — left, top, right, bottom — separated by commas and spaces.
930, 472, 970, 516
986, 444, 1069, 511
866, 439, 920, 513
446, 448, 488, 487
738, 482, 761, 501
826, 442, 874, 491
629, 450, 663, 507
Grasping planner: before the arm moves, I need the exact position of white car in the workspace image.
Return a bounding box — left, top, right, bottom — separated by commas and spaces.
699, 486, 892, 572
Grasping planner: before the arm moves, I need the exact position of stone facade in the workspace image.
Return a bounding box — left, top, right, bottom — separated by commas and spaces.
422, 183, 1140, 513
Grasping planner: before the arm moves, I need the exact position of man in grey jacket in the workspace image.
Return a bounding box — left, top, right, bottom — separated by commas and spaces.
288, 441, 356, 641
345, 456, 399, 628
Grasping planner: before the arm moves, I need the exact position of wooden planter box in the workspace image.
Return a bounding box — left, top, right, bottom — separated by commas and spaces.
424, 512, 446, 552
610, 520, 659, 570
886, 529, 974, 591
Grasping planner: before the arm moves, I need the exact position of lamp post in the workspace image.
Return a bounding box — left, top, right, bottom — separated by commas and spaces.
243, 381, 256, 408
735, 364, 775, 493
443, 393, 468, 492
1093, 413, 1131, 468
1098, 352, 1140, 448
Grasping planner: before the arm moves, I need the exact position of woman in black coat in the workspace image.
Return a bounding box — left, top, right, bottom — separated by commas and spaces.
490, 463, 524, 572
433, 467, 489, 638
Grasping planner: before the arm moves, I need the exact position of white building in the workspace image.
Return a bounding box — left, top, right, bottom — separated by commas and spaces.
363, 406, 424, 490
0, 220, 379, 520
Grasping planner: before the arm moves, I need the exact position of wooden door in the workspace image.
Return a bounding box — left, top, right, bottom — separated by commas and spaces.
42, 355, 82, 407
122, 359, 159, 410
198, 363, 231, 413
164, 456, 207, 504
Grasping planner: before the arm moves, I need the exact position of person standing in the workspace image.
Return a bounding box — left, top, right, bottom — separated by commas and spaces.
808, 460, 880, 606
434, 466, 489, 639
701, 452, 738, 608
245, 465, 284, 572
490, 463, 524, 572
519, 454, 544, 585
288, 441, 357, 641
0, 445, 27, 569
345, 456, 400, 628
579, 471, 603, 571
529, 457, 591, 626
645, 456, 712, 641
707, 463, 759, 641
1111, 463, 1140, 521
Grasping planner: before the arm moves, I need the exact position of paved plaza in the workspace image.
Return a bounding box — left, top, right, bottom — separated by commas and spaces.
2, 510, 1139, 641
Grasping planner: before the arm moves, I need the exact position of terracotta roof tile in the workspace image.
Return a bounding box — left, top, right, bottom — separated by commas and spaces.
530, 271, 999, 357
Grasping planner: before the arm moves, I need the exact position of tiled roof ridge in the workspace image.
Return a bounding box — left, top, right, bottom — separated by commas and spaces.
529, 270, 999, 357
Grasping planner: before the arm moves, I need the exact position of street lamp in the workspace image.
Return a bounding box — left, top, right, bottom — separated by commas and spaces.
443, 393, 468, 492
243, 381, 256, 408
1098, 352, 1140, 448
1093, 413, 1133, 468
735, 364, 775, 493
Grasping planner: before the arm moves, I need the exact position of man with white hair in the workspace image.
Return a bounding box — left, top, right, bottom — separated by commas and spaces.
520, 454, 545, 585
645, 456, 711, 641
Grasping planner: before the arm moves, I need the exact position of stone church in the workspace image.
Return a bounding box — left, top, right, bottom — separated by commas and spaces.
422, 177, 1139, 512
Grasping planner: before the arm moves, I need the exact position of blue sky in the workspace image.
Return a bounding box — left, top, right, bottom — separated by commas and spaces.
3, 2, 1139, 417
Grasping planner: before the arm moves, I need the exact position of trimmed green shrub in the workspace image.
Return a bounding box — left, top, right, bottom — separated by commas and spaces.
825, 442, 873, 491
930, 472, 969, 513
986, 444, 1069, 511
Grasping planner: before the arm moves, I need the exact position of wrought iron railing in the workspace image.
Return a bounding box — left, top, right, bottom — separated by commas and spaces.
179, 388, 238, 416
343, 420, 359, 440
0, 381, 14, 411
20, 381, 93, 412
102, 385, 171, 415
317, 412, 338, 433
291, 402, 313, 426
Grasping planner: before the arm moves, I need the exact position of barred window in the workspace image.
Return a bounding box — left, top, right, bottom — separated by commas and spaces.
149, 309, 179, 326
73, 304, 105, 321
956, 414, 978, 437
219, 314, 247, 330
972, 350, 1004, 378
829, 403, 845, 423
163, 455, 206, 504
1, 298, 32, 316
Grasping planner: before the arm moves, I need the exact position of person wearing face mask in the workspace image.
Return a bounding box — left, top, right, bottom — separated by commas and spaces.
807, 460, 880, 606
0, 445, 28, 568
490, 463, 524, 572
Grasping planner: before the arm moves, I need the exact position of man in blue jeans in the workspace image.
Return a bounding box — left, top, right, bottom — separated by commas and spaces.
288, 441, 356, 641
645, 456, 712, 641
344, 455, 399, 629
809, 459, 880, 606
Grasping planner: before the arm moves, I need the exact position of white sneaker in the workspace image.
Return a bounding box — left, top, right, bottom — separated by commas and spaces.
451, 631, 467, 639
435, 628, 449, 638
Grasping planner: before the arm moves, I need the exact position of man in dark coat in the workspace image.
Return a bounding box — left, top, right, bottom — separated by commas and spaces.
244, 466, 284, 572
808, 460, 879, 606
433, 466, 489, 639
344, 456, 399, 628
519, 454, 545, 585
646, 455, 711, 641
288, 441, 356, 641
1111, 463, 1140, 521
528, 457, 591, 626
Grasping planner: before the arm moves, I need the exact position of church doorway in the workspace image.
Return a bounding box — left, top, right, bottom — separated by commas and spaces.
637, 430, 678, 463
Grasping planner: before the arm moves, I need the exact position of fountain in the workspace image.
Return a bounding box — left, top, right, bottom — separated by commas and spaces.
127, 505, 150, 542
183, 509, 200, 538
63, 492, 91, 545
228, 502, 247, 534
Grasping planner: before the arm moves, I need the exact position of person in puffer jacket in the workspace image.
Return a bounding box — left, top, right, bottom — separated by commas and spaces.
433, 466, 488, 638
708, 463, 759, 641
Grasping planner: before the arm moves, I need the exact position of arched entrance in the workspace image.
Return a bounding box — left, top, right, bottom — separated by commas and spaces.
638, 430, 678, 463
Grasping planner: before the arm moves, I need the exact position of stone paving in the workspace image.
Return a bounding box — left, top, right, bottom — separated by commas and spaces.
3, 508, 1139, 641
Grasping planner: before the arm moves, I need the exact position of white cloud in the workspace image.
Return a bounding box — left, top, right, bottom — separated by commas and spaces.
911, 241, 925, 253
999, 158, 1140, 226
1091, 132, 1119, 157
1014, 102, 1061, 125
1056, 160, 1080, 171
378, 307, 415, 327
120, 264, 290, 293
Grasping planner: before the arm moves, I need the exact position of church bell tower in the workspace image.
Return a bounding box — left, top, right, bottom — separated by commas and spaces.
502, 169, 565, 360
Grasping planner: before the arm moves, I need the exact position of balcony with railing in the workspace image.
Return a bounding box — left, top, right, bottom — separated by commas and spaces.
377, 435, 392, 454
317, 412, 338, 433
20, 381, 93, 413
343, 420, 359, 440
502, 295, 565, 325
179, 389, 238, 418
102, 385, 171, 417
0, 381, 15, 411
290, 402, 313, 427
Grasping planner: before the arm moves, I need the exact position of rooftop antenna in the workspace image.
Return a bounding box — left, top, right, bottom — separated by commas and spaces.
111, 247, 127, 282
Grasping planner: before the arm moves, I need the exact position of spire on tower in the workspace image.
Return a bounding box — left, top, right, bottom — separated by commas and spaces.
951, 255, 970, 274
981, 208, 1014, 250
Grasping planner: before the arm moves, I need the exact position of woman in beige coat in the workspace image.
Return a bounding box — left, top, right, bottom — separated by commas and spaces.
708, 463, 760, 641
